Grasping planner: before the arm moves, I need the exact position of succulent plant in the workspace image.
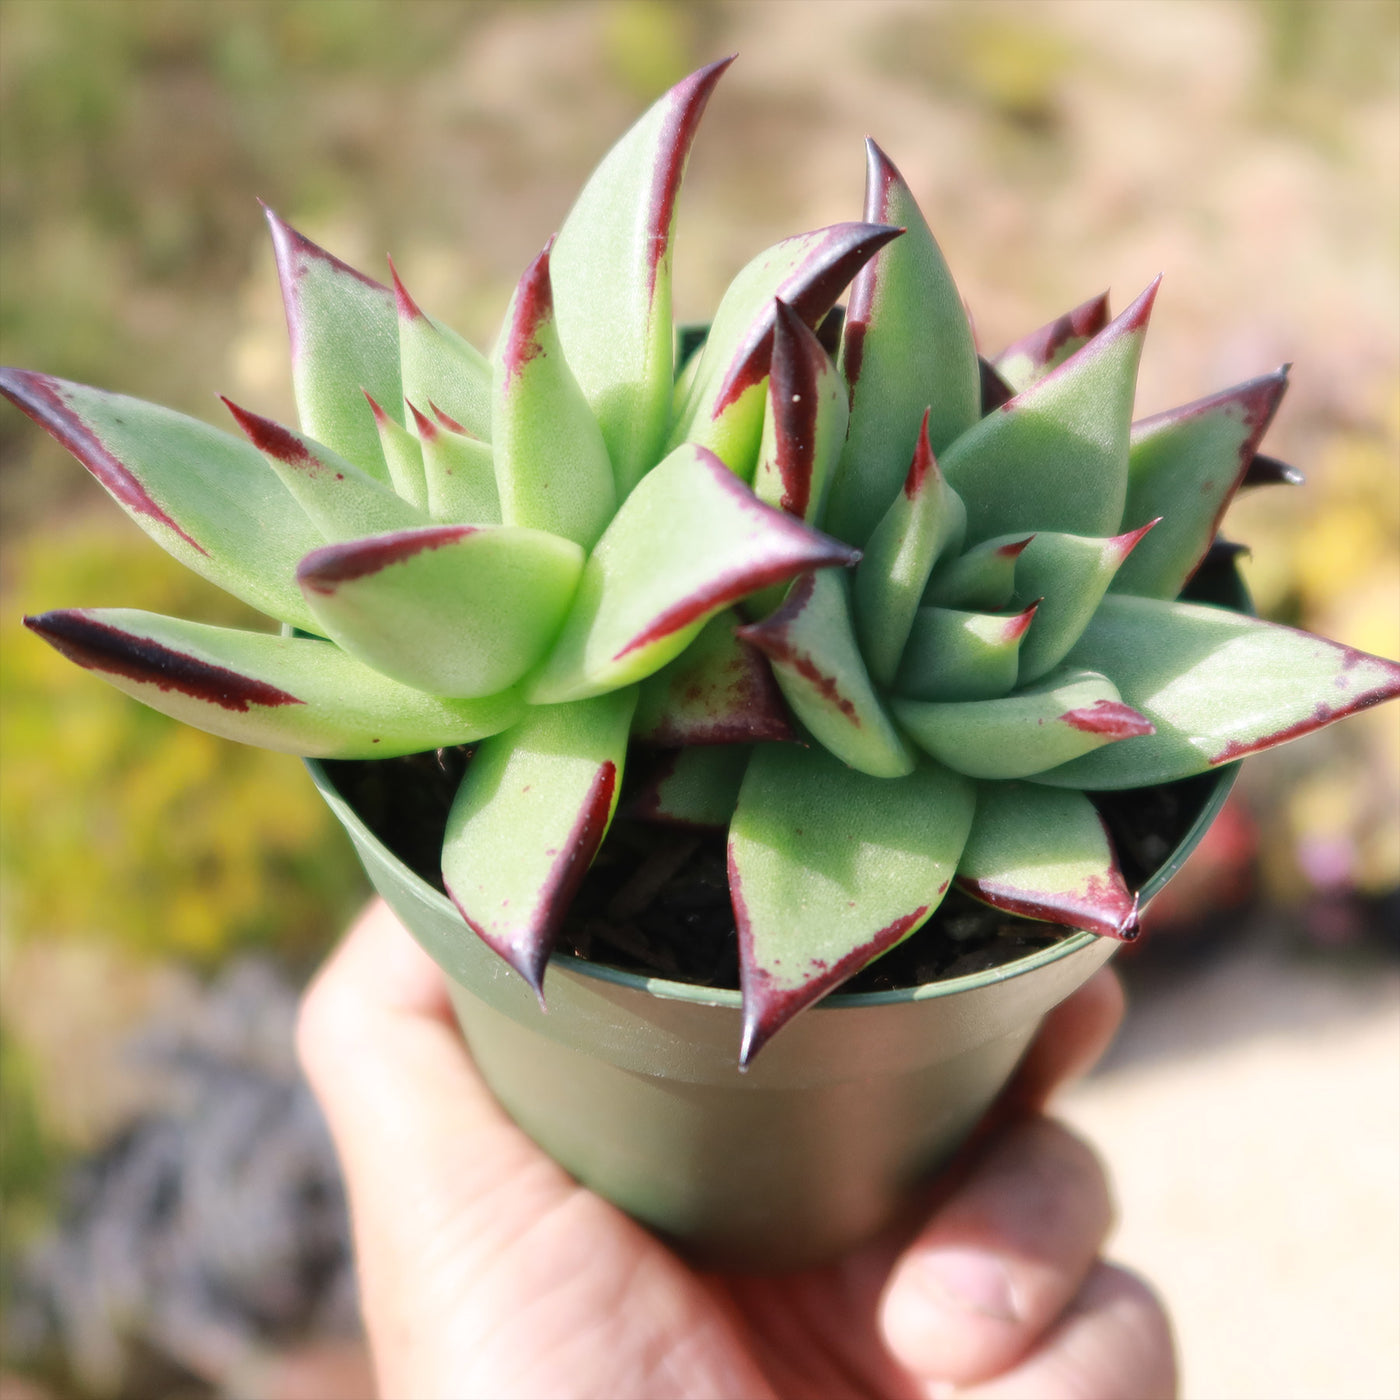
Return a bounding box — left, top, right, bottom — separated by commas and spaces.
7, 58, 1399, 1065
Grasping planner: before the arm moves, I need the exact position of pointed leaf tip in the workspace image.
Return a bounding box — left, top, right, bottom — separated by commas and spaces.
24, 610, 304, 710
387, 254, 425, 323
221, 396, 315, 467
713, 222, 904, 415
501, 243, 556, 383
1, 368, 209, 556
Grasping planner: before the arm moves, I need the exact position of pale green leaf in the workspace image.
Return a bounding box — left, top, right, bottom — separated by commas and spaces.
491, 245, 617, 549
1034, 595, 1400, 788
298, 524, 584, 698
527, 443, 858, 704
552, 58, 732, 497
826, 141, 979, 546
729, 745, 974, 1061
442, 689, 636, 992
940, 281, 1158, 545
0, 370, 323, 631
892, 666, 1154, 779
958, 783, 1137, 937
24, 608, 522, 757
738, 571, 915, 778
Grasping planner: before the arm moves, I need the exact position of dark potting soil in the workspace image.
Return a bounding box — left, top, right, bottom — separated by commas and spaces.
321, 749, 1219, 995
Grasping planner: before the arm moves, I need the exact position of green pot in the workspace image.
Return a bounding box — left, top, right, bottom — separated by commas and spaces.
306, 753, 1235, 1271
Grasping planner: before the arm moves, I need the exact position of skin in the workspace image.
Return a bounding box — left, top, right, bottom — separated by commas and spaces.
299, 900, 1177, 1400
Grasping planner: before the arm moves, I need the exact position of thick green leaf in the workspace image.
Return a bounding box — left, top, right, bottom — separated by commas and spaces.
632, 610, 792, 745
729, 745, 974, 1063
958, 783, 1137, 938
24, 608, 522, 757
393, 260, 493, 441
892, 666, 1154, 779
491, 244, 617, 549
627, 744, 751, 829
552, 58, 732, 497
738, 571, 915, 778
923, 533, 1033, 611
826, 141, 979, 546
940, 280, 1158, 545
1034, 595, 1400, 788
752, 300, 848, 527
442, 689, 636, 994
527, 443, 859, 704
297, 524, 583, 698
668, 224, 900, 476
1009, 523, 1155, 683
894, 602, 1037, 702
853, 410, 968, 686
1112, 370, 1288, 600
223, 399, 427, 541
406, 402, 501, 524
991, 291, 1110, 395
0, 370, 323, 631
265, 208, 398, 481
365, 391, 429, 512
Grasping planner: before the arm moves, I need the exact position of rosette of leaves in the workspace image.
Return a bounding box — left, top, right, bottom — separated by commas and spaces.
6, 60, 1399, 1064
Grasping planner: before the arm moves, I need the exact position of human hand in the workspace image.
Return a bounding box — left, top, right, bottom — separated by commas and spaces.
299, 900, 1176, 1399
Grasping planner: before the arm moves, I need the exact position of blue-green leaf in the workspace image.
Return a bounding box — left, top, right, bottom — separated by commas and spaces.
527, 443, 858, 704
1034, 595, 1400, 788
892, 666, 1155, 779
853, 410, 968, 686
940, 280, 1158, 545
958, 783, 1137, 938
265, 208, 398, 481
1112, 370, 1288, 600
552, 57, 732, 497
738, 570, 915, 778
826, 141, 979, 546
393, 260, 493, 441
894, 602, 1037, 702
491, 244, 617, 549
729, 745, 974, 1063
442, 689, 636, 995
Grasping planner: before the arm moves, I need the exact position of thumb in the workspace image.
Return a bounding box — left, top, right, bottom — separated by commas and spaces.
296, 901, 577, 1371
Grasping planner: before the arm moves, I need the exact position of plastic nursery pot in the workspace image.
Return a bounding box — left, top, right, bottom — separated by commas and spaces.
306, 752, 1234, 1272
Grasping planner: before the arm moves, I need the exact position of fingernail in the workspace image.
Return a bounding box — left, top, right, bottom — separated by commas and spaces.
913, 1248, 1019, 1322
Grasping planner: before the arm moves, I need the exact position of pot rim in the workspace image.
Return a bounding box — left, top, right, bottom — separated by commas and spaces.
306, 754, 1239, 1013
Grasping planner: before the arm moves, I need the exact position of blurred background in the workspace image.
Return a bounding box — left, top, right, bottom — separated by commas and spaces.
0, 2, 1396, 1397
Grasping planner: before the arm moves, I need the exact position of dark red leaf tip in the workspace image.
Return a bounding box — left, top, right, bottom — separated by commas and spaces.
297, 525, 475, 593
429, 401, 470, 436
1002, 599, 1040, 643
767, 299, 831, 519
502, 244, 555, 383
643, 56, 735, 294
861, 137, 910, 223
387, 254, 426, 323
406, 400, 438, 443
715, 222, 903, 415
0, 368, 207, 555
24, 610, 303, 711
222, 397, 315, 468
998, 535, 1036, 560
903, 408, 937, 499
362, 389, 390, 426
1118, 275, 1162, 335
